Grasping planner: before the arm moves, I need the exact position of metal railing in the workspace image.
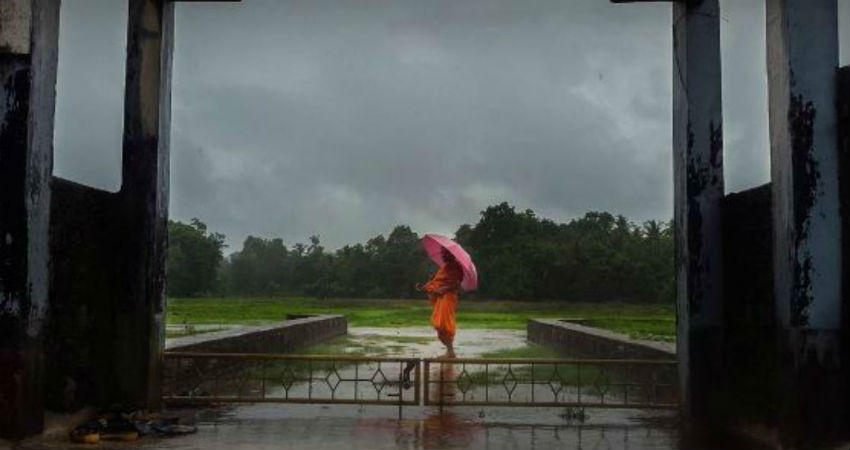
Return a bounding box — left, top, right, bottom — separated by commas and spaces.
162, 352, 678, 410
163, 352, 420, 407
423, 357, 678, 409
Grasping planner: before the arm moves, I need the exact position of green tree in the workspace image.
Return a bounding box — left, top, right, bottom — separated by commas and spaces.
226, 236, 289, 295
167, 218, 226, 296
213, 202, 674, 303
382, 225, 424, 298
455, 205, 674, 302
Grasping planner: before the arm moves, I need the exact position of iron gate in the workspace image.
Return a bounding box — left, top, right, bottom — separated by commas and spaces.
422, 357, 678, 409
162, 352, 678, 410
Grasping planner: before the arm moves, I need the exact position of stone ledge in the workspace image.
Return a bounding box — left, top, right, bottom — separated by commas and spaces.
165, 314, 347, 353
527, 318, 675, 360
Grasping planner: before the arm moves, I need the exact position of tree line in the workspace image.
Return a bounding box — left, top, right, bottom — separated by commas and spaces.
167, 202, 674, 302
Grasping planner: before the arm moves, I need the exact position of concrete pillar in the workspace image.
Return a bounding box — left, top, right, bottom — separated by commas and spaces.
671, 0, 725, 424
837, 66, 850, 444
766, 0, 845, 441
0, 0, 60, 439
116, 0, 173, 410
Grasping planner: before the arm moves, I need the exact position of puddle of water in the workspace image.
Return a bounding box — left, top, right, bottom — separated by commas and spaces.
156, 402, 684, 450
342, 327, 531, 358
177, 408, 680, 450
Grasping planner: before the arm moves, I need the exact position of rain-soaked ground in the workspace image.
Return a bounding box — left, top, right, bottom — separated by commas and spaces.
157, 327, 687, 450
13, 327, 764, 450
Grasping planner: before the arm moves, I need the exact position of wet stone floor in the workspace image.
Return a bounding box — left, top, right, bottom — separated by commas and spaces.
156, 327, 686, 450
14, 328, 757, 450
167, 403, 679, 450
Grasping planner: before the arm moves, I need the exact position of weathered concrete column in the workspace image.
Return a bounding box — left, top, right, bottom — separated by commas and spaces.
116, 0, 173, 410
0, 0, 60, 439
671, 0, 725, 424
837, 66, 850, 444
766, 0, 845, 442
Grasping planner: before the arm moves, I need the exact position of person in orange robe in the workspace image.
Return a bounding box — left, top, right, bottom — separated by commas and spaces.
416, 248, 464, 358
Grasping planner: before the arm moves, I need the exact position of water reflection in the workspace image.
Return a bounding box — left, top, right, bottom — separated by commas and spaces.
416, 364, 483, 449
387, 417, 674, 450
174, 360, 683, 450
164, 331, 696, 450
387, 363, 677, 450
176, 403, 735, 450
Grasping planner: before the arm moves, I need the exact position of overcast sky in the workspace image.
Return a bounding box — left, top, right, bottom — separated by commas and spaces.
53, 0, 850, 251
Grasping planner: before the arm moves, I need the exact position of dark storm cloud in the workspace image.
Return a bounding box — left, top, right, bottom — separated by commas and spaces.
54, 0, 782, 250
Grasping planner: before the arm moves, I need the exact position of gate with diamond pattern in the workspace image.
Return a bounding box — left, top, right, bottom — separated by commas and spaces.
162, 352, 678, 410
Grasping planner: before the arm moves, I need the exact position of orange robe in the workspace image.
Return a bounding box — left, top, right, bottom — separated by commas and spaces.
423, 263, 463, 343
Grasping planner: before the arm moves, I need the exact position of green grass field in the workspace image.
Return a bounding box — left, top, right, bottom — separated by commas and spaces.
166, 297, 675, 341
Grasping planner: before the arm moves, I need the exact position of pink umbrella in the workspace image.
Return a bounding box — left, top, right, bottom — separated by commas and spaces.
420, 233, 478, 292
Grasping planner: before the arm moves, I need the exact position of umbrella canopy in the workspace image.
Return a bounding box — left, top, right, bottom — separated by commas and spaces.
420, 233, 478, 292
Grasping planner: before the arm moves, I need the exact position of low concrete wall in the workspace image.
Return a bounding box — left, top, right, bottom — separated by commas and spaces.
527, 318, 675, 360
166, 315, 347, 353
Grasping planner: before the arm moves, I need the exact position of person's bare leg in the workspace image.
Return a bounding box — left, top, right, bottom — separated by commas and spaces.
445, 343, 455, 358
438, 331, 455, 358
402, 360, 416, 388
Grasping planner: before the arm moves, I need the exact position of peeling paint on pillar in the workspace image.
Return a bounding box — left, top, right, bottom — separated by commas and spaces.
767, 0, 847, 444
767, 0, 842, 347
672, 0, 725, 424
787, 94, 820, 327
1, 62, 32, 335
684, 120, 724, 317
0, 0, 60, 439
117, 0, 173, 410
